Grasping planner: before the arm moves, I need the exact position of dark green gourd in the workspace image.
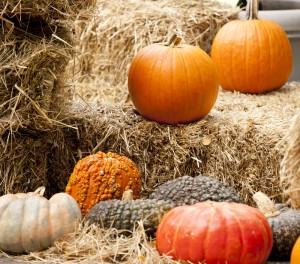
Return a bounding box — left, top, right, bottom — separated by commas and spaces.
253, 192, 300, 261
149, 175, 241, 206
85, 198, 175, 235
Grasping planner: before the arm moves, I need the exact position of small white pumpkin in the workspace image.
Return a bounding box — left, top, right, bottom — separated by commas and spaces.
0, 187, 82, 254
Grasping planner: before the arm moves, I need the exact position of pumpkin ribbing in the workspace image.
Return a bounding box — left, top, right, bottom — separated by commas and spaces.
211, 0, 292, 94
128, 34, 219, 124
0, 187, 82, 254
156, 201, 273, 264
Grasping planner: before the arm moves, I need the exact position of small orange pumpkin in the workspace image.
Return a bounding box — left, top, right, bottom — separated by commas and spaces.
211, 0, 292, 94
66, 151, 142, 216
291, 236, 300, 264
128, 34, 219, 124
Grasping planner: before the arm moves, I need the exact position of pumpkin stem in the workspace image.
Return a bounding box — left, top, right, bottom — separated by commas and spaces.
246, 0, 259, 20
165, 34, 182, 47
253, 192, 280, 218
122, 189, 133, 201
33, 186, 46, 197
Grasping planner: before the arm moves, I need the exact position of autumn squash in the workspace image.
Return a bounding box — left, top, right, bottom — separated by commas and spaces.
149, 175, 241, 206
253, 192, 300, 261
86, 190, 175, 235
66, 151, 142, 216
156, 201, 273, 264
291, 236, 300, 264
211, 0, 292, 94
128, 34, 219, 124
0, 187, 82, 254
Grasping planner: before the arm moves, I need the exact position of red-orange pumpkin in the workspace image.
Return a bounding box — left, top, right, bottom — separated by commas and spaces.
211, 0, 292, 94
156, 201, 273, 264
128, 35, 219, 124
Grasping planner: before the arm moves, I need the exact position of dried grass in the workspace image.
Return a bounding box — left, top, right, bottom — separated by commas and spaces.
0, 0, 96, 22
73, 0, 239, 86
280, 110, 300, 208
1, 221, 178, 263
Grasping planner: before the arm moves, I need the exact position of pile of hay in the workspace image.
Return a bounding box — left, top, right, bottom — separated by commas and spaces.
0, 0, 96, 22
73, 0, 238, 89
0, 0, 96, 195
62, 82, 300, 205
280, 110, 300, 208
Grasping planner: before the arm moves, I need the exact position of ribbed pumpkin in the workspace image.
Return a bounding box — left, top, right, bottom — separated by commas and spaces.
66, 151, 142, 216
128, 34, 219, 124
156, 201, 273, 264
211, 0, 292, 94
0, 187, 82, 254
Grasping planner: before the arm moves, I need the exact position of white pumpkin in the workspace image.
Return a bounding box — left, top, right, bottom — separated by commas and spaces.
0, 187, 82, 253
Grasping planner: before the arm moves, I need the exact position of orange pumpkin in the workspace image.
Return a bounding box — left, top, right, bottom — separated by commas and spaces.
291, 236, 300, 264
128, 34, 219, 124
211, 0, 292, 94
66, 151, 142, 216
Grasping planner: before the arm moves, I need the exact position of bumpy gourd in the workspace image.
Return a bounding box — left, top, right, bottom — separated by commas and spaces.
86, 198, 175, 235
66, 151, 142, 216
0, 187, 82, 254
149, 175, 241, 206
253, 192, 300, 261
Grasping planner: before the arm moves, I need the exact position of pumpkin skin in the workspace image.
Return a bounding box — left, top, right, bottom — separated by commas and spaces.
128, 35, 219, 124
156, 201, 273, 264
66, 151, 142, 216
291, 236, 300, 264
210, 0, 292, 94
0, 187, 82, 254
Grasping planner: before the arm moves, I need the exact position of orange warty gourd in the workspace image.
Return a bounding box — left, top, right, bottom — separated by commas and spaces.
211, 0, 292, 94
128, 34, 219, 124
291, 236, 300, 264
66, 151, 142, 216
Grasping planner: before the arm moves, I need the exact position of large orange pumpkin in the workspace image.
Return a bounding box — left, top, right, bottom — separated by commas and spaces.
211, 0, 292, 94
128, 35, 219, 124
156, 201, 273, 264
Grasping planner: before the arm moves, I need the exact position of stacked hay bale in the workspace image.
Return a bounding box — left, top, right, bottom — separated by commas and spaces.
72, 0, 239, 99
0, 0, 96, 195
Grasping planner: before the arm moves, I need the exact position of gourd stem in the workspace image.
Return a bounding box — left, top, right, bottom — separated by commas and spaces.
246, 0, 259, 20
165, 34, 182, 47
122, 189, 133, 201
33, 186, 46, 196
253, 192, 280, 218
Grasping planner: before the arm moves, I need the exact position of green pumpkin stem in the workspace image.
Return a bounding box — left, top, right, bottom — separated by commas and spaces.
253, 192, 280, 218
165, 34, 182, 47
246, 0, 259, 20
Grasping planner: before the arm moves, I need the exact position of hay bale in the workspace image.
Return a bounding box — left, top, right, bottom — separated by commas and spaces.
73, 0, 239, 86
280, 110, 300, 208
0, 18, 74, 132
0, 0, 97, 22
0, 125, 78, 197
61, 82, 300, 205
